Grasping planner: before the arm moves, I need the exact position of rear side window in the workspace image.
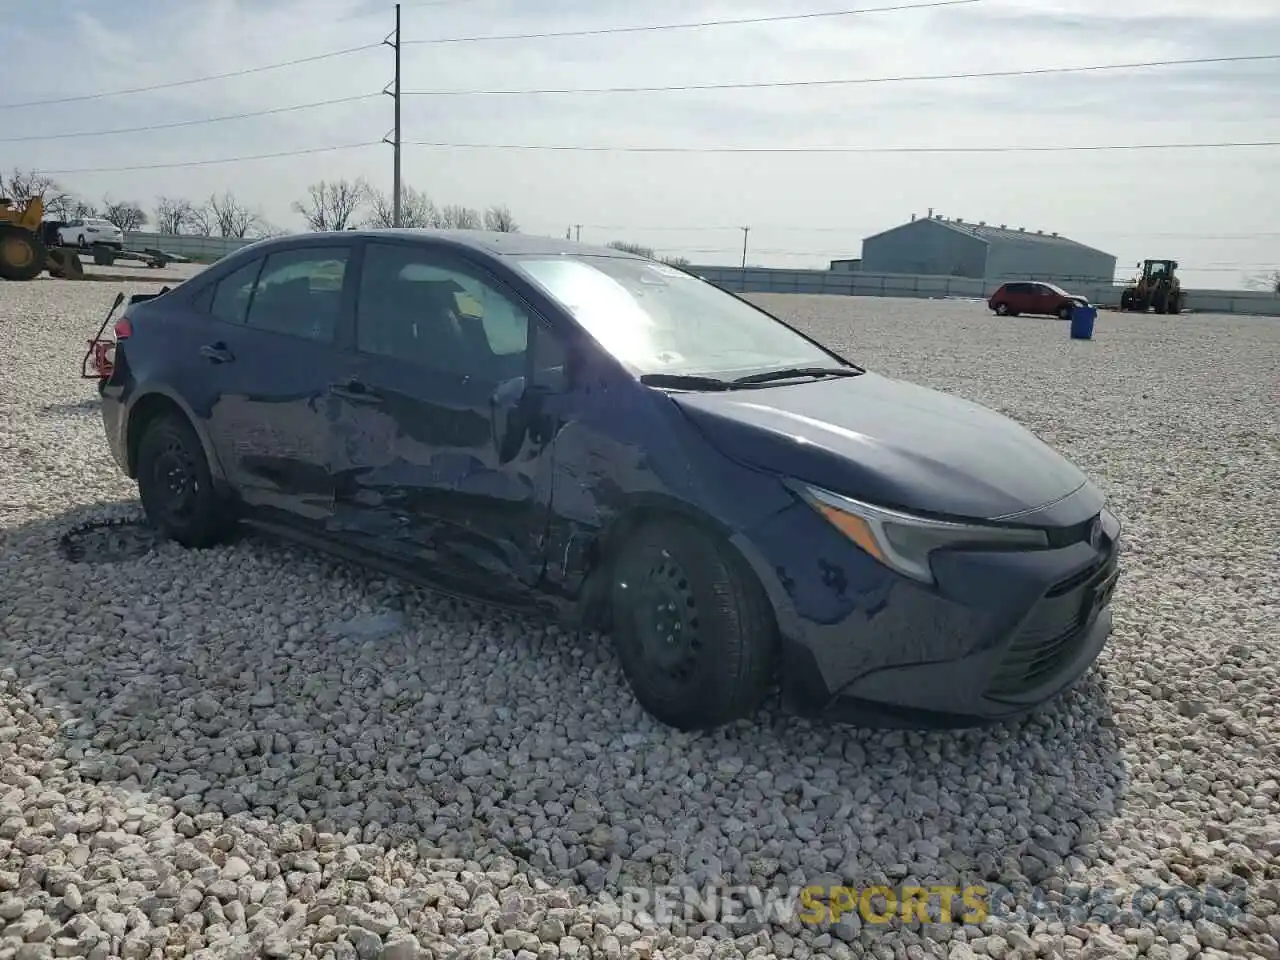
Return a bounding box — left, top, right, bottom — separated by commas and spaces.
246, 247, 350, 343
209, 259, 263, 324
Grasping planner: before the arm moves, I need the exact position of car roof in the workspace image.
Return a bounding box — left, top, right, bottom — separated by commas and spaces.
238, 229, 646, 261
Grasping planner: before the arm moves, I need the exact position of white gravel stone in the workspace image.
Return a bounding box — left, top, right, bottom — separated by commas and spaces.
1, 281, 1277, 960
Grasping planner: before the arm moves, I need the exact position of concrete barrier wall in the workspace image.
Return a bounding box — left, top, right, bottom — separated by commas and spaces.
115, 236, 1280, 317
124, 232, 254, 261
690, 265, 1280, 318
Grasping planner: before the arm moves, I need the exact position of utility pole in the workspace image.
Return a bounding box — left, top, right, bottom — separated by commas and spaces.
740, 226, 750, 289
575, 224, 581, 242
382, 4, 402, 227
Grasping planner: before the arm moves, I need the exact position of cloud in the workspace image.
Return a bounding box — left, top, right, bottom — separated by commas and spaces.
5, 0, 1279, 287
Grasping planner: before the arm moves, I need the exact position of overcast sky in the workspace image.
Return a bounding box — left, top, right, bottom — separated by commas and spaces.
8, 0, 1280, 289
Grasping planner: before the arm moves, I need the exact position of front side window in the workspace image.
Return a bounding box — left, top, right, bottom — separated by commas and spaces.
512, 255, 839, 379
245, 247, 350, 342
356, 243, 529, 381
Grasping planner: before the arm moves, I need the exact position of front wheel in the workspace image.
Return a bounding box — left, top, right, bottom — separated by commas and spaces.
136, 412, 233, 548
1059, 304, 1073, 320
610, 518, 776, 730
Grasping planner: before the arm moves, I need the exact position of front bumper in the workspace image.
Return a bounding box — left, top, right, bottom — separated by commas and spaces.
733, 492, 1120, 728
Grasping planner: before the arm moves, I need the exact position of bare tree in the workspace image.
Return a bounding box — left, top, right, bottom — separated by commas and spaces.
70, 199, 100, 219
608, 240, 656, 258
2, 168, 66, 204
154, 196, 197, 235
100, 197, 148, 232
661, 255, 692, 268
292, 178, 369, 232
483, 204, 519, 233
364, 184, 439, 229
208, 191, 264, 238
437, 204, 481, 230
187, 204, 214, 236
2, 169, 73, 215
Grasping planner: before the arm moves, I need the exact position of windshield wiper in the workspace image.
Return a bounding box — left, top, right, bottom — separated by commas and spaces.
639, 373, 731, 391
730, 365, 864, 386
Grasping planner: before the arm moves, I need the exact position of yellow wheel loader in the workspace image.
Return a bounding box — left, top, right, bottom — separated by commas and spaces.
0, 195, 84, 281
1119, 259, 1182, 315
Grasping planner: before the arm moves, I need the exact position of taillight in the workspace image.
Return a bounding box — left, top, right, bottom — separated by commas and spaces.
84, 316, 131, 380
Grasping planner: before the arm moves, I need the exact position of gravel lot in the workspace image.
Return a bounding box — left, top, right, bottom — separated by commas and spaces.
1, 279, 1277, 960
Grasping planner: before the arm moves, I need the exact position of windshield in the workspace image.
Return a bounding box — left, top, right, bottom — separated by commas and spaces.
512, 254, 841, 378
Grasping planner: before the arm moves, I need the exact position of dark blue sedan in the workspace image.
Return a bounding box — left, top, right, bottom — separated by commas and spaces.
87, 230, 1121, 731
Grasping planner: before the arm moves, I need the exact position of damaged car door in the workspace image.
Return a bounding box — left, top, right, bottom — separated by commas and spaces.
327, 239, 563, 602
196, 243, 354, 529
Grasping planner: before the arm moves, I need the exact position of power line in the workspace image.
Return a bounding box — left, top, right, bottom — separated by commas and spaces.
40, 142, 380, 176
406, 138, 1280, 154
0, 95, 380, 143
403, 0, 982, 45
0, 44, 382, 110
404, 53, 1280, 97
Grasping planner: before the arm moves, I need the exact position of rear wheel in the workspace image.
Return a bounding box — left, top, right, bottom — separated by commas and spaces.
0, 225, 46, 282
136, 412, 233, 548
609, 518, 776, 730
994, 302, 1010, 316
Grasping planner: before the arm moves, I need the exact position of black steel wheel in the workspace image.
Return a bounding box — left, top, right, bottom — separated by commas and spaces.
610, 518, 776, 730
136, 412, 232, 548
0, 225, 45, 282
994, 303, 1010, 316
1058, 303, 1073, 320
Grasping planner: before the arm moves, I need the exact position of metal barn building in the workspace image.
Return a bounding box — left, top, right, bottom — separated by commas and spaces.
860, 213, 1117, 287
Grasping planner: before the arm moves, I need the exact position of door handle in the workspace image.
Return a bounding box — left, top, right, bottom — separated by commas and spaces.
329, 379, 383, 404
200, 343, 234, 364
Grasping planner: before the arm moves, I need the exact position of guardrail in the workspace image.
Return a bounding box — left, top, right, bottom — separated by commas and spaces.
689, 265, 1280, 317
116, 234, 1280, 317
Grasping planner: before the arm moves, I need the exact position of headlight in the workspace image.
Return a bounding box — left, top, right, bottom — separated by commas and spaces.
795, 483, 1048, 584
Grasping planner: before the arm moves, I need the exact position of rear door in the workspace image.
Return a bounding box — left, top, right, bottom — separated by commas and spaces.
198, 242, 356, 529
326, 239, 563, 600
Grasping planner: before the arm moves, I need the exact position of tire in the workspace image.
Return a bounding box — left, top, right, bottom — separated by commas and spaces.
1058, 304, 1073, 321
609, 517, 776, 730
0, 225, 45, 282
994, 303, 1010, 316
135, 412, 233, 548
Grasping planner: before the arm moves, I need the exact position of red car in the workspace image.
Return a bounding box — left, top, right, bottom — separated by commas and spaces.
988, 281, 1089, 319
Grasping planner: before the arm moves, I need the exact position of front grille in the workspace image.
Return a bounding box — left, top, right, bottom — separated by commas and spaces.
987, 552, 1118, 697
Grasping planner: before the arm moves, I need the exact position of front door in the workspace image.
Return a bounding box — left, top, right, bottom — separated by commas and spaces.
198, 243, 354, 529
326, 239, 562, 600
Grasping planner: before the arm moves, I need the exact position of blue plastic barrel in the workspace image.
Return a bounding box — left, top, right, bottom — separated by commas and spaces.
1070, 304, 1097, 340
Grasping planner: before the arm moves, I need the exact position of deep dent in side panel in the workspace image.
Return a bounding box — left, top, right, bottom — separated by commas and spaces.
324, 379, 552, 587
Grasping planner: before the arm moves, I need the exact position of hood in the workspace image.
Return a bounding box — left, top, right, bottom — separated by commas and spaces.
669, 372, 1089, 520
